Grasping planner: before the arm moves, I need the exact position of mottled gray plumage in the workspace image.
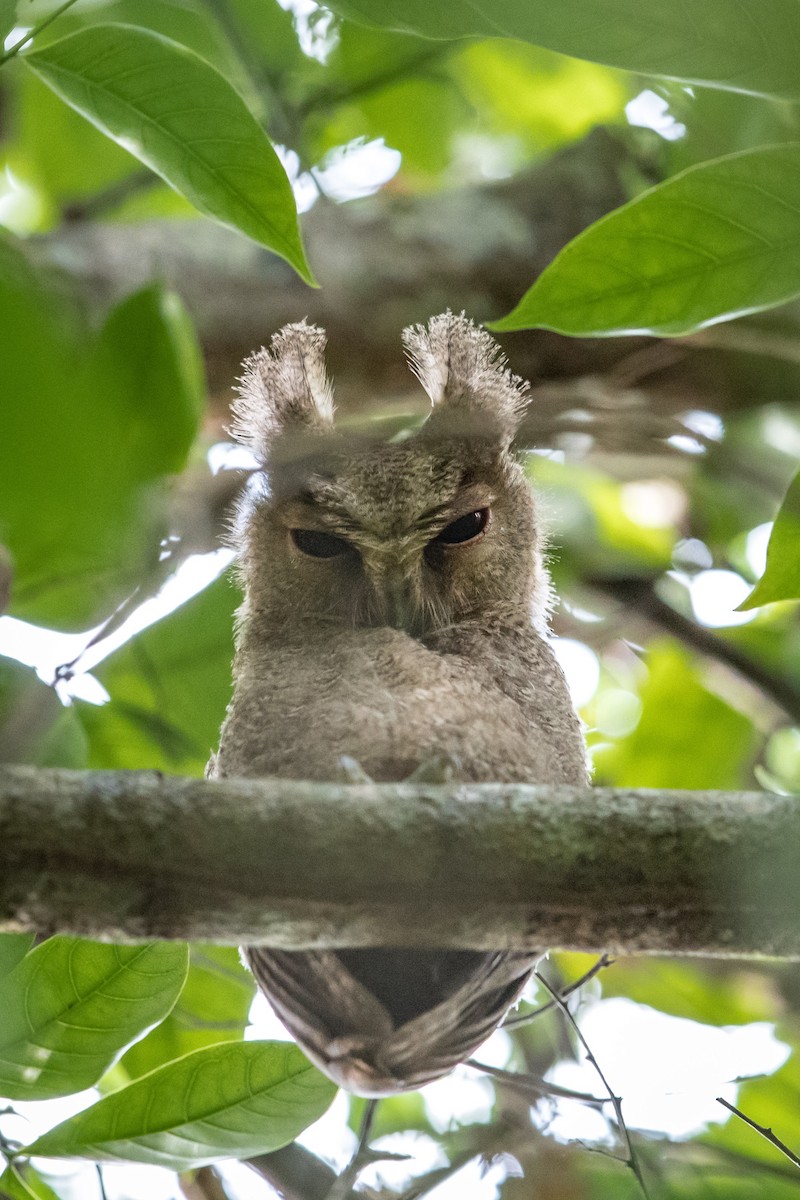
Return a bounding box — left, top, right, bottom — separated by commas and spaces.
210, 312, 587, 1096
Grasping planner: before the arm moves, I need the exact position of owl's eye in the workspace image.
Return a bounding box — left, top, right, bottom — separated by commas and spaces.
291, 529, 352, 558
435, 508, 490, 546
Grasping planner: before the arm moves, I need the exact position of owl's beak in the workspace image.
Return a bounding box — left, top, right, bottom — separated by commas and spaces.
383, 574, 417, 633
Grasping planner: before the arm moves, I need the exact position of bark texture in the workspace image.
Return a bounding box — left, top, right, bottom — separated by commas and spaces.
1, 765, 798, 959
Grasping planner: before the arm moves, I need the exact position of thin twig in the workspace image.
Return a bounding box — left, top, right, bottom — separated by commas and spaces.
534, 968, 652, 1200
503, 954, 614, 1031
95, 1165, 109, 1200
467, 1058, 605, 1105
0, 0, 82, 65
717, 1097, 800, 1170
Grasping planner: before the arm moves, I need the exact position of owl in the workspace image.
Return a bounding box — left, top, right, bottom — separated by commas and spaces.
210, 312, 588, 1097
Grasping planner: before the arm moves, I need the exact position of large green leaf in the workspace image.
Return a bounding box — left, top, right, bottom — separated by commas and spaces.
0, 938, 188, 1100
25, 24, 314, 281
77, 573, 238, 776
26, 1041, 337, 1168
739, 469, 800, 609
326, 0, 800, 101
492, 145, 800, 338
0, 0, 17, 42
120, 945, 254, 1078
0, 239, 204, 628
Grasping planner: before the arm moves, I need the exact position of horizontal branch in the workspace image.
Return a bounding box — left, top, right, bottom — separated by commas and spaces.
1, 766, 798, 959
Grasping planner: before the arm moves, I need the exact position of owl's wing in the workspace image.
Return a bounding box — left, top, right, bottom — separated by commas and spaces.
244, 946, 395, 1057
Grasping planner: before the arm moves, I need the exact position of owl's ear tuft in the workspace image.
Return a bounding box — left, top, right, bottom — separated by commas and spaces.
402, 312, 529, 445
232, 320, 335, 457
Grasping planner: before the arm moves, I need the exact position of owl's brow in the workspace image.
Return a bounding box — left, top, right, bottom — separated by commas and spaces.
418, 483, 496, 526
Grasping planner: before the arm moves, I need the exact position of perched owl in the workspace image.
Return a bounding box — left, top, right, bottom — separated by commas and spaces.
210, 312, 587, 1097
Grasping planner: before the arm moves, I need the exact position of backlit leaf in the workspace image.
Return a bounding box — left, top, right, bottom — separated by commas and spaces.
26, 1040, 337, 1169
739, 469, 800, 609
25, 24, 314, 281
492, 145, 800, 338
0, 938, 188, 1099
327, 0, 800, 101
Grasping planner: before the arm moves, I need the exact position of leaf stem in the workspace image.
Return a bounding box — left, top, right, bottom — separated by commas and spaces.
0, 0, 82, 66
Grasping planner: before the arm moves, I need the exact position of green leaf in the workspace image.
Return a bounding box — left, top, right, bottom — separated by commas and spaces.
0, 0, 17, 42
0, 1164, 60, 1200
120, 945, 254, 1078
492, 145, 800, 338
0, 238, 204, 628
0, 933, 34, 981
739, 469, 800, 609
78, 573, 238, 776
0, 938, 189, 1100
25, 24, 314, 282
91, 283, 205, 476
326, 0, 800, 102
26, 1040, 337, 1169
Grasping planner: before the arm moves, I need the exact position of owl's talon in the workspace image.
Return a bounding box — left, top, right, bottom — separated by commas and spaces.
337, 755, 374, 784
405, 753, 461, 784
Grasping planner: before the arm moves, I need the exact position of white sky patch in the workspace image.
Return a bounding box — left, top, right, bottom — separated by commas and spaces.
276, 0, 338, 62
275, 145, 320, 213
0, 164, 46, 234
207, 441, 260, 475
3, 25, 28, 52
681, 409, 724, 442
666, 433, 705, 456
763, 410, 800, 458
625, 89, 686, 141
672, 537, 713, 571
424, 1152, 512, 1200
621, 479, 686, 528
0, 549, 234, 703
746, 522, 773, 579
218, 1159, 282, 1200
422, 1066, 496, 1133
245, 989, 294, 1042
552, 638, 600, 708
315, 138, 402, 203
297, 1089, 356, 1170
689, 568, 756, 628
545, 997, 789, 1141
359, 1131, 446, 1193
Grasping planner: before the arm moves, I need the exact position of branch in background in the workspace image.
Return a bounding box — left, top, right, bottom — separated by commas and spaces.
2, 766, 800, 958
180, 1167, 231, 1200
28, 129, 680, 418
716, 1099, 800, 1171
247, 1143, 342, 1200
589, 575, 800, 726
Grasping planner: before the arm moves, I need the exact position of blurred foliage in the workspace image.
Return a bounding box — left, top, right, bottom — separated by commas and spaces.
1, 1, 800, 1198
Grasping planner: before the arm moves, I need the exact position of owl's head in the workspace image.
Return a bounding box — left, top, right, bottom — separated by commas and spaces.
232, 313, 549, 636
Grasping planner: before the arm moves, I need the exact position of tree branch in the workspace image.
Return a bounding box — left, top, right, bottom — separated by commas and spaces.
1, 766, 799, 958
